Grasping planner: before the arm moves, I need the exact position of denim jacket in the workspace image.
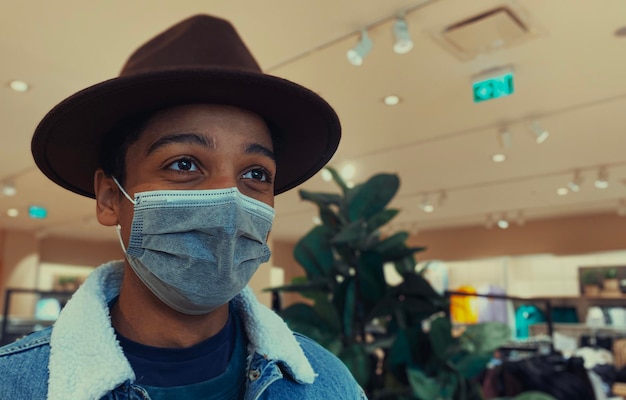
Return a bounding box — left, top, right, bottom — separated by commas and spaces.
0, 261, 366, 400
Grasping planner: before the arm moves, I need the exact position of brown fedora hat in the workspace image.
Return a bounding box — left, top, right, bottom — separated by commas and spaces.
31, 14, 340, 197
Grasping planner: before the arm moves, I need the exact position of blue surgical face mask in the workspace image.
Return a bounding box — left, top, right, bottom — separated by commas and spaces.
113, 178, 274, 315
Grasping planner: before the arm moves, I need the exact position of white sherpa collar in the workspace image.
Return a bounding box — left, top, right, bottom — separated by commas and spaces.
47, 261, 315, 400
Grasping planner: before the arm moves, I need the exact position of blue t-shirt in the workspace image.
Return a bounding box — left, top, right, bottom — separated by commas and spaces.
115, 308, 247, 399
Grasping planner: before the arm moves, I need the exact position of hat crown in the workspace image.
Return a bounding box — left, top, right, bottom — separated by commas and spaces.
121, 15, 262, 76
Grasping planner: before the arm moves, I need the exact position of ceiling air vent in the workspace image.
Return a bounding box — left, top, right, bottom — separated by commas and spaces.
432, 5, 542, 61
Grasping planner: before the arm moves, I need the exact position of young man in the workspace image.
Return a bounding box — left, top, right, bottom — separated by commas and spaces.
0, 14, 366, 399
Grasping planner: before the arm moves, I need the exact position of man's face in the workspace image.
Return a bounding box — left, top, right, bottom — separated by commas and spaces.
108, 103, 275, 238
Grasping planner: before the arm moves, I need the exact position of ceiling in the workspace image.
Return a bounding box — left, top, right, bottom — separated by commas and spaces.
2, 0, 626, 244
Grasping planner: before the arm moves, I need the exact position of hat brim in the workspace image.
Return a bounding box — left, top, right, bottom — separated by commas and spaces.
31, 69, 340, 197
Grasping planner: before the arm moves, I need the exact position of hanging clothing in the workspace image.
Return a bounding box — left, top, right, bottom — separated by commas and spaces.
450, 285, 479, 324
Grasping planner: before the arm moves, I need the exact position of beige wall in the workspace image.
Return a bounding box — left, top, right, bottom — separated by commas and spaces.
408, 212, 626, 262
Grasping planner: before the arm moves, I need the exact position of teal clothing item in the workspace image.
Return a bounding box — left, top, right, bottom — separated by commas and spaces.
141, 312, 246, 399
515, 304, 546, 339
0, 261, 366, 400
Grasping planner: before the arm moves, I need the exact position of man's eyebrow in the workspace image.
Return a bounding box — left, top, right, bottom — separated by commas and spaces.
246, 143, 275, 161
146, 133, 212, 155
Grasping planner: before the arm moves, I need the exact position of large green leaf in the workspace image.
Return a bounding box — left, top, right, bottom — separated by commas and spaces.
357, 251, 387, 304
342, 278, 356, 339
331, 219, 366, 245
511, 392, 558, 400
293, 226, 334, 279
372, 232, 409, 254
347, 173, 400, 221
406, 367, 440, 400
339, 343, 372, 387
396, 273, 444, 302
325, 166, 350, 194
299, 190, 341, 207
428, 317, 454, 360
394, 255, 417, 275
281, 303, 342, 355
460, 322, 510, 355
313, 292, 342, 334
366, 208, 400, 233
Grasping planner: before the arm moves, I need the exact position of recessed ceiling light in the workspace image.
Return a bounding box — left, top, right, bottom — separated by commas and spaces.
8, 80, 29, 92
1, 183, 16, 196
492, 153, 506, 163
383, 95, 401, 106
556, 187, 569, 196
7, 208, 19, 217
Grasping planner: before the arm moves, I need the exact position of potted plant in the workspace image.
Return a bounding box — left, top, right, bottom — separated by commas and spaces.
602, 267, 620, 294
268, 167, 510, 399
581, 270, 601, 297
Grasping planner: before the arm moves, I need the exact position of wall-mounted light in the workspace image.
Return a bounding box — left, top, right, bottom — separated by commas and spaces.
530, 121, 549, 144
568, 170, 583, 192
392, 17, 413, 54
497, 216, 509, 229
498, 127, 513, 149
419, 194, 434, 213
594, 166, 609, 189
347, 29, 373, 66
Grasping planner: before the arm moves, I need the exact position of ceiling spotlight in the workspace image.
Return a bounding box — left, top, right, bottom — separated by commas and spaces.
530, 121, 549, 144
492, 153, 506, 163
8, 80, 29, 92
347, 29, 373, 66
383, 95, 401, 105
567, 171, 583, 192
437, 190, 447, 206
392, 17, 413, 54
594, 166, 609, 189
497, 217, 509, 229
419, 195, 434, 213
1, 183, 16, 196
498, 128, 513, 149
6, 208, 19, 218
556, 187, 569, 196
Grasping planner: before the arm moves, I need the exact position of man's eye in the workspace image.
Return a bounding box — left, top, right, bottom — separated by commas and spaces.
242, 168, 271, 182
168, 158, 198, 171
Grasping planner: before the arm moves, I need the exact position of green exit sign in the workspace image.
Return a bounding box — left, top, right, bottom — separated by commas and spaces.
473, 72, 514, 103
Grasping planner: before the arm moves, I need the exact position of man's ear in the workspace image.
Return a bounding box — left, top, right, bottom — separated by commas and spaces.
94, 169, 120, 227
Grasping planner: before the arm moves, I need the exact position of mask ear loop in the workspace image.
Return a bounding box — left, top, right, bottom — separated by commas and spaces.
112, 176, 136, 205
111, 176, 134, 254
116, 224, 128, 254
